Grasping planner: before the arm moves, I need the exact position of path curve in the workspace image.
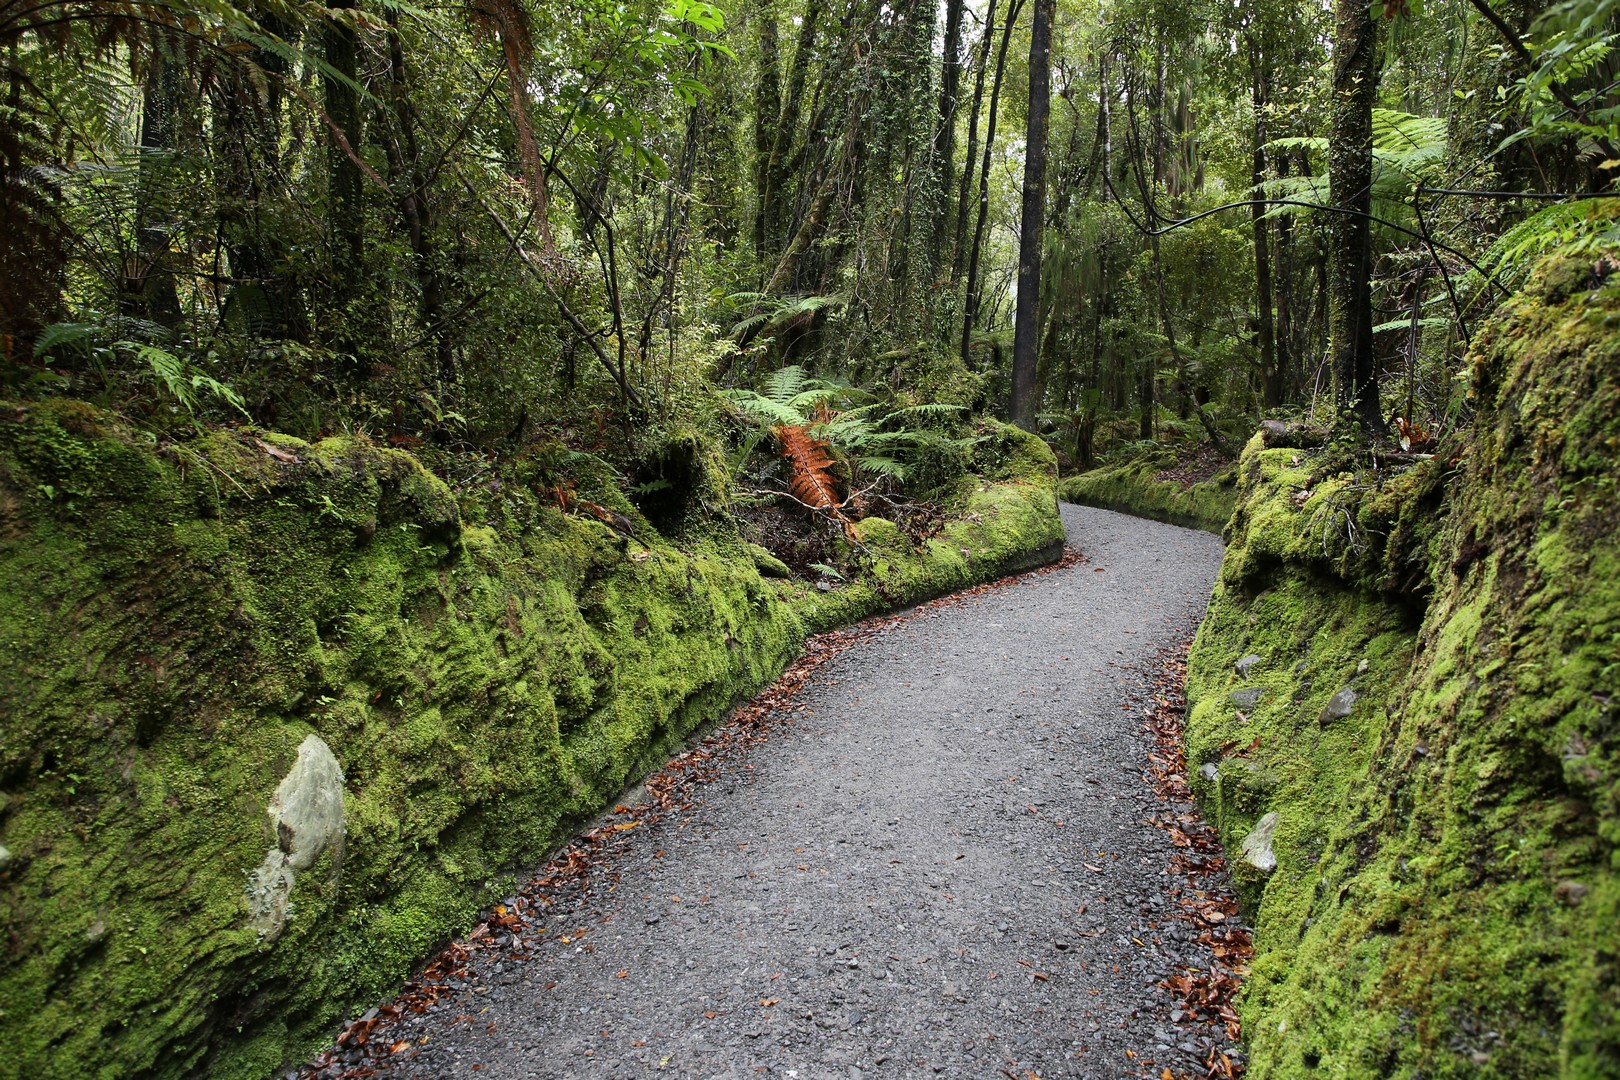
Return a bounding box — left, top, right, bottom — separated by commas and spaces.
320, 505, 1226, 1080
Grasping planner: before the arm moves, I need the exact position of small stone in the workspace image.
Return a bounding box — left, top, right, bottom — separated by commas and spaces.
1554, 880, 1589, 907
1241, 812, 1280, 873
1318, 688, 1357, 724
1199, 763, 1220, 784
1228, 687, 1266, 710
1235, 654, 1263, 677
816, 580, 834, 592
0, 844, 10, 872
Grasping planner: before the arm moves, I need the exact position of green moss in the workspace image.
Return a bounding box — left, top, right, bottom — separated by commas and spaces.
0, 406, 1063, 1078
1058, 453, 1237, 534
1187, 259, 1620, 1078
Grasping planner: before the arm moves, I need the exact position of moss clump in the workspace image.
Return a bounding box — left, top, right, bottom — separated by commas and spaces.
0, 403, 1061, 1078
1187, 259, 1620, 1078
1058, 451, 1237, 534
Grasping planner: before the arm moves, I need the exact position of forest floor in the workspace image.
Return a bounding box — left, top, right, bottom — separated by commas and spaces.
296, 506, 1242, 1080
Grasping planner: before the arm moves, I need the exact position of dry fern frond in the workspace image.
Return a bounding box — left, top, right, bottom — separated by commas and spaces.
772, 424, 856, 540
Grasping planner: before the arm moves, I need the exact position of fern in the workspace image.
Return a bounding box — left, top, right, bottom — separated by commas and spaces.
1464, 198, 1620, 297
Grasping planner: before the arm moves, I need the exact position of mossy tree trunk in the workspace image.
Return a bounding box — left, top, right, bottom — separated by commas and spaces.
1008, 0, 1052, 432
1327, 0, 1383, 433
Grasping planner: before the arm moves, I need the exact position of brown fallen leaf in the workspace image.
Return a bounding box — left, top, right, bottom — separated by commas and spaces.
250, 437, 299, 464
759, 998, 779, 1007
389, 1041, 412, 1055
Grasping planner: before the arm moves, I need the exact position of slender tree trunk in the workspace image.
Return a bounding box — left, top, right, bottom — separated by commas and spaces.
1274, 150, 1297, 401
1328, 0, 1384, 432
753, 11, 781, 259
384, 9, 454, 385
761, 0, 822, 261
326, 3, 363, 286
962, 0, 1023, 367
1009, 0, 1053, 430
931, 0, 966, 275
1248, 36, 1280, 409
129, 48, 181, 324
951, 0, 998, 283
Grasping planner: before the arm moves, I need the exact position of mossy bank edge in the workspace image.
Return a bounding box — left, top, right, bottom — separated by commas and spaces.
0, 410, 1063, 1078
1058, 455, 1237, 536
1187, 259, 1619, 1078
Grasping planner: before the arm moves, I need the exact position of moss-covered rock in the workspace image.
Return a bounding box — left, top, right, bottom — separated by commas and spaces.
0, 405, 1062, 1078
1186, 260, 1620, 1078
1058, 452, 1238, 534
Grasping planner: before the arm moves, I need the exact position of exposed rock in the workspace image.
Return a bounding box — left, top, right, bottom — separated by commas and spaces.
1318, 688, 1357, 725
1240, 812, 1279, 873
246, 735, 346, 940
1554, 880, 1589, 907
1199, 763, 1220, 784
1235, 654, 1263, 677
0, 844, 10, 872
1228, 687, 1266, 710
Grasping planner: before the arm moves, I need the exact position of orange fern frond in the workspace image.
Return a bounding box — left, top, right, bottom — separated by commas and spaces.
772, 424, 840, 509
772, 424, 857, 541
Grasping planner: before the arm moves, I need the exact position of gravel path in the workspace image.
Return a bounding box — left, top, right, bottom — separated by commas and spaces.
323, 505, 1227, 1080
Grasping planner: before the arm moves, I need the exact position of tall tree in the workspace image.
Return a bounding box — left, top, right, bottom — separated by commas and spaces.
1009, 0, 1054, 431
1327, 0, 1383, 431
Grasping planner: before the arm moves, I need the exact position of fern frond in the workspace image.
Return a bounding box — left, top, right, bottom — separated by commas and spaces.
772, 424, 850, 539
761, 363, 809, 403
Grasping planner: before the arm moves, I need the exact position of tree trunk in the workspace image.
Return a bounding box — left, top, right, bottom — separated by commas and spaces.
753, 11, 781, 259
1009, 0, 1052, 431
932, 0, 966, 275
950, 0, 998, 283
326, 3, 363, 286
1327, 0, 1383, 432
1248, 36, 1280, 409
383, 9, 454, 385
962, 0, 1023, 367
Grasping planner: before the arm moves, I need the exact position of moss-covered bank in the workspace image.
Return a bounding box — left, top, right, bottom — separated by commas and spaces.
0, 405, 1062, 1078
1186, 260, 1620, 1078
1058, 451, 1237, 534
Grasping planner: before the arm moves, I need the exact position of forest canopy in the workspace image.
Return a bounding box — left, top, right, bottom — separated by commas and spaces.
3, 0, 1618, 470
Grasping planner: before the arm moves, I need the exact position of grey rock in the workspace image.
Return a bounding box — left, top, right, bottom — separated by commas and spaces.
1199, 763, 1220, 784
1228, 687, 1266, 710
1318, 688, 1358, 724
1240, 812, 1279, 873
246, 734, 346, 940
0, 844, 10, 872
1555, 880, 1589, 907
1235, 654, 1263, 677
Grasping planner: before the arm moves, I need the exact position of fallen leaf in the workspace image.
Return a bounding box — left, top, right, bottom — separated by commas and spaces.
610, 821, 639, 831
1083, 863, 1104, 873
616, 969, 629, 979
250, 437, 299, 463
759, 998, 779, 1008
390, 1041, 412, 1055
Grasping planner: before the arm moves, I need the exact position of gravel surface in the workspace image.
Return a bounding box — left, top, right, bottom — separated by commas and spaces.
313, 505, 1228, 1080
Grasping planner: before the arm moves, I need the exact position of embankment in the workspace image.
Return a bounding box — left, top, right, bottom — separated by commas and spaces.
1185, 260, 1619, 1078
0, 407, 1062, 1077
